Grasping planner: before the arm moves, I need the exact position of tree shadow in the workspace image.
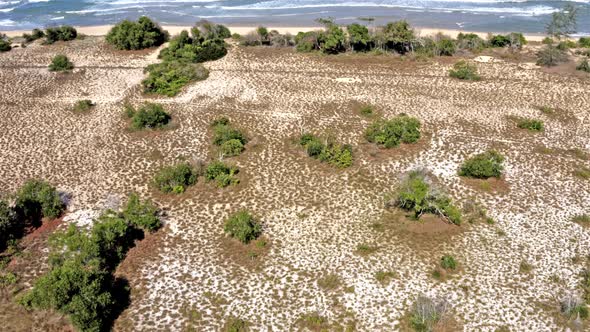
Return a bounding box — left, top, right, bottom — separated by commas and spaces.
103, 277, 131, 332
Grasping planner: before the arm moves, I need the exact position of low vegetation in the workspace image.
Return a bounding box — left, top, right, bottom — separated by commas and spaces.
577, 58, 590, 73
394, 169, 462, 225
106, 16, 169, 50
440, 255, 457, 270
299, 133, 353, 168
560, 294, 588, 321
459, 150, 505, 179
142, 61, 209, 96
48, 54, 74, 72
572, 214, 590, 225
154, 162, 198, 194
159, 24, 228, 63
0, 33, 11, 52
19, 194, 161, 332
73, 100, 94, 113
536, 46, 568, 67
365, 114, 421, 148
517, 118, 544, 132
224, 210, 262, 244
409, 295, 451, 332
205, 161, 239, 188
449, 60, 480, 81
22, 28, 45, 43
212, 117, 247, 157
574, 166, 590, 179
126, 103, 171, 130
44, 26, 77, 44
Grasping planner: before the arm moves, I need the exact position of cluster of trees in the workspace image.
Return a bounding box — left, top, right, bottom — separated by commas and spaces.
106, 16, 169, 50
459, 150, 505, 179
125, 102, 171, 130
0, 180, 65, 252
0, 33, 11, 52
299, 133, 353, 168
237, 26, 295, 47
394, 170, 462, 225
48, 54, 74, 72
19, 193, 161, 332
365, 114, 421, 148
211, 117, 247, 157
224, 210, 261, 244
449, 60, 480, 81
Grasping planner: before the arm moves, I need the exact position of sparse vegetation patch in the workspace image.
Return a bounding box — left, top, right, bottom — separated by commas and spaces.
142, 61, 209, 97
365, 114, 421, 148
48, 54, 74, 72
205, 161, 239, 188
299, 133, 353, 168
449, 60, 480, 81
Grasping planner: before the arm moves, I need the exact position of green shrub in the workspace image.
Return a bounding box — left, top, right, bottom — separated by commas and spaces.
212, 118, 247, 151
0, 34, 11, 52
436, 37, 456, 56
295, 31, 320, 52
142, 60, 209, 96
459, 150, 505, 179
299, 134, 353, 168
122, 193, 161, 232
23, 29, 45, 43
396, 170, 462, 225
48, 54, 74, 72
0, 201, 18, 251
73, 100, 93, 113
542, 37, 554, 45
560, 295, 589, 320
154, 162, 198, 193
224, 210, 261, 244
440, 255, 457, 270
205, 161, 239, 187
106, 16, 168, 50
449, 60, 480, 81
365, 115, 421, 148
16, 179, 65, 221
360, 105, 374, 116
576, 58, 590, 73
572, 214, 590, 224
489, 34, 510, 47
159, 30, 227, 63
130, 103, 171, 129
574, 166, 590, 179
221, 139, 245, 157
457, 33, 486, 51
517, 118, 544, 132
579, 37, 590, 48
44, 26, 77, 44
557, 40, 577, 50
536, 45, 568, 67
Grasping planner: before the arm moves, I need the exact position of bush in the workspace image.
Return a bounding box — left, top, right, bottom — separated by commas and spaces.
517, 118, 544, 132
159, 30, 227, 63
360, 105, 374, 116
295, 31, 320, 52
224, 210, 261, 244
205, 161, 239, 187
459, 150, 505, 179
48, 54, 74, 72
457, 33, 485, 51
365, 115, 421, 148
489, 34, 510, 47
536, 45, 568, 67
106, 16, 168, 50
23, 29, 45, 43
542, 37, 554, 45
440, 255, 457, 270
410, 296, 451, 332
16, 179, 65, 221
44, 26, 77, 44
557, 40, 577, 50
577, 58, 590, 73
396, 170, 462, 225
0, 201, 18, 251
321, 24, 346, 54
122, 193, 161, 232
560, 294, 589, 320
212, 118, 247, 149
436, 37, 456, 56
130, 103, 171, 130
0, 34, 11, 52
142, 61, 209, 96
154, 162, 198, 193
299, 134, 354, 168
73, 100, 93, 113
579, 37, 590, 48
221, 139, 245, 157
449, 60, 480, 81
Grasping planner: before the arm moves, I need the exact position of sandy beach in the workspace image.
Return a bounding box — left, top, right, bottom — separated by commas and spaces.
2, 24, 547, 41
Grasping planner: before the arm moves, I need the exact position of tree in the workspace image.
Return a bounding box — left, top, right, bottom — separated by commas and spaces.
546, 4, 578, 40
322, 24, 346, 54
536, 45, 568, 67
130, 103, 171, 129
381, 20, 415, 53
347, 23, 371, 52
224, 210, 261, 244
0, 201, 18, 251
106, 16, 169, 50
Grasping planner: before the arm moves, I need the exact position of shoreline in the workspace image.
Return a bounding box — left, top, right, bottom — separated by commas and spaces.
1, 24, 547, 42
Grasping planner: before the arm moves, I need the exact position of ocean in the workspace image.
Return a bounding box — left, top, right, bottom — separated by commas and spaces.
0, 0, 589, 35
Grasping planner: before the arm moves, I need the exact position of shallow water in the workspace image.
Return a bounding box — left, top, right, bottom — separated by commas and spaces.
0, 0, 589, 35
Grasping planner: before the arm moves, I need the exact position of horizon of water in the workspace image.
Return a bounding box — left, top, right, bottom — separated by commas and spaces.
0, 0, 589, 35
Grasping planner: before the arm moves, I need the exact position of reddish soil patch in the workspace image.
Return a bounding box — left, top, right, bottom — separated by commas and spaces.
461, 177, 510, 194
218, 235, 271, 271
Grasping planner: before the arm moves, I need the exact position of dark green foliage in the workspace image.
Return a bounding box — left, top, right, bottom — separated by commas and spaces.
106, 16, 168, 50
440, 255, 457, 270
154, 162, 198, 193
436, 37, 456, 56
365, 115, 421, 148
212, 118, 247, 151
122, 193, 161, 232
0, 201, 18, 251
73, 100, 93, 113
130, 103, 171, 129
449, 60, 480, 81
142, 61, 209, 96
542, 37, 554, 45
396, 170, 462, 225
457, 33, 485, 51
489, 34, 510, 47
159, 30, 227, 63
347, 23, 371, 51
517, 118, 544, 132
16, 179, 65, 222
44, 26, 77, 44
579, 37, 590, 48
224, 210, 261, 244
459, 150, 505, 179
23, 29, 45, 43
205, 161, 239, 188
0, 34, 11, 52
299, 134, 353, 168
577, 58, 590, 73
381, 20, 415, 54
295, 31, 320, 52
536, 45, 568, 67
321, 24, 346, 54
48, 54, 74, 72
573, 214, 590, 224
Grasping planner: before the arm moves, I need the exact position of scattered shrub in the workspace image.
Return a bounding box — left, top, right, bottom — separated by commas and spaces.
574, 166, 590, 179
153, 162, 198, 193
299, 134, 353, 168
576, 58, 590, 73
16, 179, 65, 221
122, 193, 161, 232
440, 255, 457, 270
536, 45, 568, 67
129, 103, 171, 130
579, 37, 590, 48
224, 317, 249, 332
560, 294, 589, 320
0, 200, 18, 251
489, 34, 510, 48
572, 214, 590, 224
205, 161, 239, 187
212, 118, 247, 147
106, 16, 168, 50
459, 150, 505, 179
142, 61, 209, 96
159, 30, 227, 63
517, 118, 544, 132
375, 271, 396, 284
557, 40, 577, 50
295, 31, 320, 52
359, 105, 374, 116
44, 26, 77, 44
365, 115, 421, 148
348, 23, 371, 52
23, 29, 45, 43
73, 100, 93, 113
395, 170, 462, 225
457, 33, 485, 51
436, 37, 456, 56
48, 54, 74, 72
542, 37, 554, 45
0, 34, 11, 52
224, 210, 261, 244
410, 296, 451, 332
221, 139, 245, 157
449, 60, 480, 81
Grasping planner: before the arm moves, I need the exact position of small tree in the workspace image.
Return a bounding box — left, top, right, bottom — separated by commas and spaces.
459, 150, 505, 179
381, 20, 415, 53
347, 23, 371, 52
536, 45, 568, 67
48, 54, 74, 72
106, 16, 169, 50
130, 103, 171, 129
224, 210, 261, 244
205, 161, 239, 188
546, 4, 578, 40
